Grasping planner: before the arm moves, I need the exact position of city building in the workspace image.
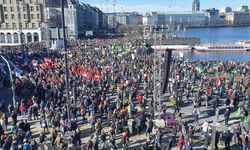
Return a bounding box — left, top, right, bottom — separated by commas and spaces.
133, 14, 143, 25
142, 11, 207, 27
0, 0, 106, 48
236, 5, 249, 13
220, 7, 232, 15
192, 0, 200, 12
116, 13, 129, 25
106, 13, 116, 28
203, 8, 220, 26
0, 0, 46, 46
142, 12, 158, 26
105, 12, 143, 27
115, 12, 142, 26
225, 11, 250, 25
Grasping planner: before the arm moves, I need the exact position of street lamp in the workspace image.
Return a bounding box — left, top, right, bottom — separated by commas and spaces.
17, 0, 24, 53
61, 0, 71, 125
0, 55, 16, 108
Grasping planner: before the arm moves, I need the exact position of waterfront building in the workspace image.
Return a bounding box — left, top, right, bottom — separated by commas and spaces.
203, 8, 220, 26
142, 11, 206, 27
142, 12, 158, 26
220, 7, 232, 14
225, 11, 250, 25
236, 5, 249, 13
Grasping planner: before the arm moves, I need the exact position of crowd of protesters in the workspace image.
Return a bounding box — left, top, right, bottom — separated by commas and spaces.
0, 35, 249, 150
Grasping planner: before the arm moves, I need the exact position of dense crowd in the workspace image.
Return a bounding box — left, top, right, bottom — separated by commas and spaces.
0, 35, 249, 150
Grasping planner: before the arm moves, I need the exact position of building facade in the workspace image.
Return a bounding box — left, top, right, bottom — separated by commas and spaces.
105, 12, 142, 28
226, 11, 250, 25
142, 12, 158, 26
203, 8, 220, 26
142, 11, 207, 27
0, 0, 106, 48
0, 0, 46, 46
115, 12, 142, 26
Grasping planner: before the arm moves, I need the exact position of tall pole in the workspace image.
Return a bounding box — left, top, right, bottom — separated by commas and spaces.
0, 55, 16, 108
153, 27, 157, 118
61, 0, 71, 124
17, 0, 24, 53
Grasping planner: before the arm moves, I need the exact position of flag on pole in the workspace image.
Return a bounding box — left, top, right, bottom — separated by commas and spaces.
195, 65, 204, 73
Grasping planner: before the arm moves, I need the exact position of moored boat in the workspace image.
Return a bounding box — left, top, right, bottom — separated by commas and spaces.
194, 43, 249, 52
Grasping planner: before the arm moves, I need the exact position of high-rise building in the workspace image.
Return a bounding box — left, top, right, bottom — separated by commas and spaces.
192, 0, 200, 12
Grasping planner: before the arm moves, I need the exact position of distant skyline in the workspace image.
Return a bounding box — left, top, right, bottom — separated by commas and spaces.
80, 0, 250, 13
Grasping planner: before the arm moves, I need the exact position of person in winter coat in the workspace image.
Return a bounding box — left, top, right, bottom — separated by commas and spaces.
19, 103, 26, 118
224, 130, 232, 149
178, 133, 184, 150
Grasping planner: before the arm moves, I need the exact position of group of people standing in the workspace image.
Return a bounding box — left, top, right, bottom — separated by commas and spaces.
0, 35, 249, 150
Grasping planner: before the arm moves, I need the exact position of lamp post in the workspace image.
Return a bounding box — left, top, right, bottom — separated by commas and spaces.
61, 0, 71, 125
0, 55, 16, 108
17, 0, 24, 53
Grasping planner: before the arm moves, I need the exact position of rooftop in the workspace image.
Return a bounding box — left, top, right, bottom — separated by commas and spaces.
157, 11, 204, 15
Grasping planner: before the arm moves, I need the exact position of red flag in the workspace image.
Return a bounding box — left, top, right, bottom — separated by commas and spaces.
44, 57, 52, 63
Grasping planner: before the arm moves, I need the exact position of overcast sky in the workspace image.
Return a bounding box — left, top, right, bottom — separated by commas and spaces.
80, 0, 250, 13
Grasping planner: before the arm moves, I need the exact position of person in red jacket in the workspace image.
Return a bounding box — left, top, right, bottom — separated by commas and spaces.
19, 103, 26, 118
178, 133, 184, 150
137, 94, 143, 104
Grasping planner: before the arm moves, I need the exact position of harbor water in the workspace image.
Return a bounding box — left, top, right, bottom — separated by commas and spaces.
172, 51, 250, 62
173, 26, 250, 61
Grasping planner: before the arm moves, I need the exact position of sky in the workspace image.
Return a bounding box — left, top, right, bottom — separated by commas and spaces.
80, 0, 250, 13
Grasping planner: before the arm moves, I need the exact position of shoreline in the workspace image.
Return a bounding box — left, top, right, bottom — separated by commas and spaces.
187, 24, 250, 29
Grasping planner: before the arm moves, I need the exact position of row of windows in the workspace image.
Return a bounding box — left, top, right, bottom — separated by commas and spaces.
4, 14, 40, 19
208, 46, 245, 49
2, 0, 40, 4
3, 6, 40, 12
1, 23, 38, 28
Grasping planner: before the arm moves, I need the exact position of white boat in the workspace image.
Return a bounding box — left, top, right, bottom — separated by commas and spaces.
236, 40, 250, 51
194, 43, 250, 52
